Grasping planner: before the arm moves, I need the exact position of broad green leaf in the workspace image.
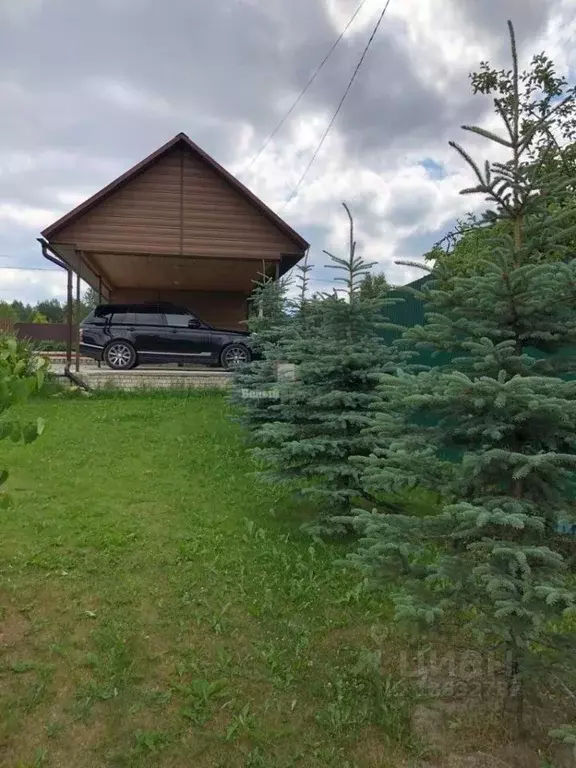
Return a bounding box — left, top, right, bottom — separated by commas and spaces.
23, 422, 40, 444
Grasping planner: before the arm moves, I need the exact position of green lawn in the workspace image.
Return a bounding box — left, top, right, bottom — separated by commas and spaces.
0, 391, 417, 768
2, 391, 569, 768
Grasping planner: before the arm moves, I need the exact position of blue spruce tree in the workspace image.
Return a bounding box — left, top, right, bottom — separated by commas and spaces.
230, 273, 292, 438
253, 204, 403, 524
346, 22, 576, 726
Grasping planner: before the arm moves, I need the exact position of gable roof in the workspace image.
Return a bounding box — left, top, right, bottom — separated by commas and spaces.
42, 132, 309, 251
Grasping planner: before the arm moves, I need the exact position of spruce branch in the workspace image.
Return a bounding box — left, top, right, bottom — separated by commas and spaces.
462, 125, 513, 147
508, 19, 520, 143
449, 140, 487, 187
495, 97, 515, 141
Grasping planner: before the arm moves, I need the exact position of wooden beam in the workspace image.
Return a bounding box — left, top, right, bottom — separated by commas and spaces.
80, 250, 114, 295
80, 248, 284, 262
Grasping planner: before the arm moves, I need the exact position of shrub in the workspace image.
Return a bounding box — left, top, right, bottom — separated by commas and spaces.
0, 333, 47, 506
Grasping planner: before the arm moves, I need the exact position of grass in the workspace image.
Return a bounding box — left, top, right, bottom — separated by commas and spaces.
2, 390, 572, 767
0, 391, 418, 768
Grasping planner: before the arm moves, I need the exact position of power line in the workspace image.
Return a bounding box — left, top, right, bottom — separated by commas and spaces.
241, 0, 369, 175
282, 0, 393, 209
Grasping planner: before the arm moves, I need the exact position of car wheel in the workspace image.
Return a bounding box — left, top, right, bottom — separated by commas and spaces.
104, 341, 137, 370
220, 343, 251, 370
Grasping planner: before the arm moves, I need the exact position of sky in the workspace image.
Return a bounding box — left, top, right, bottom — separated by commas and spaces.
0, 0, 575, 304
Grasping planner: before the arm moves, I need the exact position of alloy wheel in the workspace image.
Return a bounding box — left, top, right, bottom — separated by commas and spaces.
107, 343, 133, 369
223, 345, 249, 368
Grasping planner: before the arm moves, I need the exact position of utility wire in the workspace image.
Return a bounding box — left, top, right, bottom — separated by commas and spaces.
241, 0, 369, 175
282, 0, 393, 209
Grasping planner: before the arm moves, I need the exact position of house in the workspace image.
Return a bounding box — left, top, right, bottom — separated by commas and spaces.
39, 132, 308, 366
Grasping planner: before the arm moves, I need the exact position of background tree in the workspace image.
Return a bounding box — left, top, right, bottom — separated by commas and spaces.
345, 21, 576, 727
34, 299, 65, 324
10, 301, 33, 322
359, 272, 389, 299
83, 288, 100, 311
29, 311, 48, 324
0, 302, 18, 322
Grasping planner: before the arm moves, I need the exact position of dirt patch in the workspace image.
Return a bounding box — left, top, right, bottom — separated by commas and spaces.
407, 698, 573, 768
45, 720, 108, 768
0, 604, 30, 648
349, 725, 405, 767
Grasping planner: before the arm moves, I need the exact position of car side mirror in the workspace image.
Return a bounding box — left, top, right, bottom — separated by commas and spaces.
188, 318, 202, 328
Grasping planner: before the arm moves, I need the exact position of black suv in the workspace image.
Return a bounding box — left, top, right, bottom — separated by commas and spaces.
80, 302, 252, 370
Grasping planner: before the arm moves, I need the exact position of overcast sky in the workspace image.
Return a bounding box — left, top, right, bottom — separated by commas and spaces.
0, 0, 574, 304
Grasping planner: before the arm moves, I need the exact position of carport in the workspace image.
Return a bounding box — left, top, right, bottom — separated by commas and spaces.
39, 132, 308, 372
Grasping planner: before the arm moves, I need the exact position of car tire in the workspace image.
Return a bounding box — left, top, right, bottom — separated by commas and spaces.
103, 340, 137, 371
220, 343, 252, 370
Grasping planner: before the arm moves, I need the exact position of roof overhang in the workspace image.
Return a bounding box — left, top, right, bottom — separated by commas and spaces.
40, 241, 289, 297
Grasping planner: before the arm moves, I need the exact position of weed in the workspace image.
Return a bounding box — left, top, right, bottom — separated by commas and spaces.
10, 660, 35, 673
133, 729, 169, 753
176, 678, 230, 725
15, 747, 48, 767
45, 721, 61, 738
145, 689, 172, 708
316, 648, 420, 753
225, 704, 259, 742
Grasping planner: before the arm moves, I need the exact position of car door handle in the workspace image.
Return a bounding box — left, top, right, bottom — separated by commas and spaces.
170, 330, 178, 334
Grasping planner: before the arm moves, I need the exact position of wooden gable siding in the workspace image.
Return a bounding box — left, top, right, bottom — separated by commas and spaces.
52, 146, 298, 259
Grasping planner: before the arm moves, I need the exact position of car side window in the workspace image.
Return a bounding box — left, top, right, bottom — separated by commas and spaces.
92, 308, 113, 325
164, 313, 194, 327
134, 312, 165, 326
112, 312, 140, 325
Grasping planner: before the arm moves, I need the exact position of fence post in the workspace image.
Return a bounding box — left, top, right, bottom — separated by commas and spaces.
0, 319, 15, 335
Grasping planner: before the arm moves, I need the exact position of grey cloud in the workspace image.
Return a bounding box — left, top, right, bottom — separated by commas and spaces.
0, 0, 565, 292
386, 188, 437, 228
447, 0, 555, 52
0, 0, 556, 163
0, 0, 336, 160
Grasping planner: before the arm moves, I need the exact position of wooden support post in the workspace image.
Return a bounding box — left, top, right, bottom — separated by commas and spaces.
98, 275, 102, 369
75, 269, 81, 373
66, 268, 73, 371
